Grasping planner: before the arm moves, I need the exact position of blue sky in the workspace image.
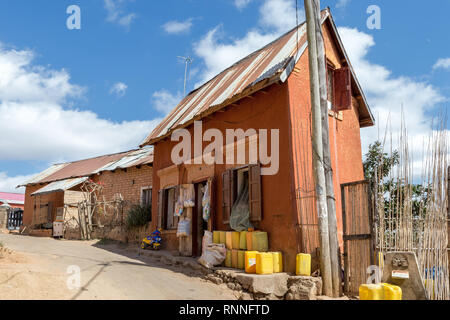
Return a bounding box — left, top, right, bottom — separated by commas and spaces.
0, 0, 449, 192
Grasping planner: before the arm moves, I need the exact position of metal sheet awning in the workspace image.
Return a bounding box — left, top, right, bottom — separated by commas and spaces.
31, 177, 89, 196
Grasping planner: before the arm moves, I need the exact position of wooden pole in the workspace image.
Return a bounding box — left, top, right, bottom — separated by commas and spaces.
313, 1, 341, 297
447, 166, 450, 267
304, 0, 332, 296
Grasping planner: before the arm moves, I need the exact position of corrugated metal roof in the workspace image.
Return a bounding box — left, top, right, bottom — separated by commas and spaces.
140, 23, 307, 146
20, 148, 153, 187
31, 177, 89, 196
93, 148, 154, 173
0, 192, 25, 204
39, 152, 130, 184
140, 9, 373, 147
19, 164, 68, 187
0, 200, 24, 205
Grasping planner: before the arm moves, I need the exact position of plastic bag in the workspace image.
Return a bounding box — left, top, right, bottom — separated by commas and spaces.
174, 199, 184, 217
198, 243, 227, 269
182, 184, 195, 208
230, 178, 254, 232
202, 230, 213, 248
176, 218, 191, 237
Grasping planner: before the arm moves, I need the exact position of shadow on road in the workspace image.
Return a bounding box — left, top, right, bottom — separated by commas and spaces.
71, 263, 110, 300
92, 241, 208, 280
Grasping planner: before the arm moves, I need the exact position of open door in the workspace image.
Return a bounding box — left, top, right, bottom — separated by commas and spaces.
192, 178, 214, 257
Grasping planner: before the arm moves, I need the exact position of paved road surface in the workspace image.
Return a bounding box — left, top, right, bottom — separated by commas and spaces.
0, 234, 235, 300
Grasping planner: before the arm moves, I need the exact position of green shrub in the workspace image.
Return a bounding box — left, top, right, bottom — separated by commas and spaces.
125, 204, 152, 230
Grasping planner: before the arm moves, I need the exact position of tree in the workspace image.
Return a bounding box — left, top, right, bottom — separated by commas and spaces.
363, 141, 399, 181
363, 141, 428, 218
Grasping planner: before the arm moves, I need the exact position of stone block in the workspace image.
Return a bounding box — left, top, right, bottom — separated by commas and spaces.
288, 275, 322, 296
235, 273, 289, 297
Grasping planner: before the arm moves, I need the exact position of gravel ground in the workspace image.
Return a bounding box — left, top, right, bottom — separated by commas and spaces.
0, 234, 236, 300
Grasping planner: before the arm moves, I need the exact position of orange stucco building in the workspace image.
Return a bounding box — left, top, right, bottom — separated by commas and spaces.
140, 9, 374, 272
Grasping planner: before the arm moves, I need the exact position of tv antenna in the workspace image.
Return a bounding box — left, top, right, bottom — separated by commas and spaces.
178, 56, 194, 97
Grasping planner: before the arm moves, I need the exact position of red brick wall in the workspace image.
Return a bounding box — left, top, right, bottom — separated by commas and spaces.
23, 166, 153, 228
92, 166, 153, 206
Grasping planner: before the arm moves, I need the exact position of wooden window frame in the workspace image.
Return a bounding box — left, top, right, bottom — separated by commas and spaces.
140, 186, 152, 206
160, 186, 179, 231
222, 163, 262, 225
140, 186, 152, 222
327, 64, 335, 109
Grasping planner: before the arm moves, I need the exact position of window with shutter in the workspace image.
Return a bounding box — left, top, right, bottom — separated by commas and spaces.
173, 185, 180, 229
157, 190, 164, 229
141, 188, 152, 223
222, 170, 232, 224
333, 67, 352, 111
249, 164, 262, 222
327, 67, 334, 105
164, 187, 178, 230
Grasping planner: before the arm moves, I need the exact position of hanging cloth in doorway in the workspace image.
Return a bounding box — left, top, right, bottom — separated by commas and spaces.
230, 178, 254, 232
202, 180, 211, 222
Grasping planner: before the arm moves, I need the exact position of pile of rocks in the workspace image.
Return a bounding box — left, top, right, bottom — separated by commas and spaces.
137, 248, 326, 300
205, 269, 323, 300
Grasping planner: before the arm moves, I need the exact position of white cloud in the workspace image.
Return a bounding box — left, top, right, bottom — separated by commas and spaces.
109, 82, 128, 97
234, 0, 253, 10
194, 0, 302, 85
0, 44, 160, 164
192, 1, 447, 180
104, 0, 137, 28
0, 172, 32, 193
259, 0, 300, 33
433, 58, 450, 71
338, 27, 447, 178
336, 0, 351, 8
152, 90, 182, 115
163, 19, 193, 35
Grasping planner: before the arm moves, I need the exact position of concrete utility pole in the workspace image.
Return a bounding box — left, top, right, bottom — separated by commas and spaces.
304, 0, 333, 296
313, 1, 341, 297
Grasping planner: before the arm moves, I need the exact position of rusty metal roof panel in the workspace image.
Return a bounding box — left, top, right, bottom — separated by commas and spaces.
93, 148, 154, 173
31, 177, 89, 196
140, 9, 375, 146
19, 163, 68, 187
141, 21, 309, 146
21, 149, 154, 187
39, 151, 130, 184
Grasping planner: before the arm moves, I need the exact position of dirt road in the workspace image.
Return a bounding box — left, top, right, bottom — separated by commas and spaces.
0, 234, 235, 300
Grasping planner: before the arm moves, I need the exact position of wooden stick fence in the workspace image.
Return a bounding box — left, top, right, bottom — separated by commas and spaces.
375, 117, 449, 300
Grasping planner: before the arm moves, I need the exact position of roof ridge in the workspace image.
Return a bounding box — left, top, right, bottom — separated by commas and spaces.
51, 149, 140, 166
185, 21, 308, 99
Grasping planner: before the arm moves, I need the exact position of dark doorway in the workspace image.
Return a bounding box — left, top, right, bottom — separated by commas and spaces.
192, 181, 208, 257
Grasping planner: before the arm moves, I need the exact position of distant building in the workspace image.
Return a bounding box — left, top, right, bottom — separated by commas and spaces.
19, 148, 153, 240
0, 192, 25, 210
